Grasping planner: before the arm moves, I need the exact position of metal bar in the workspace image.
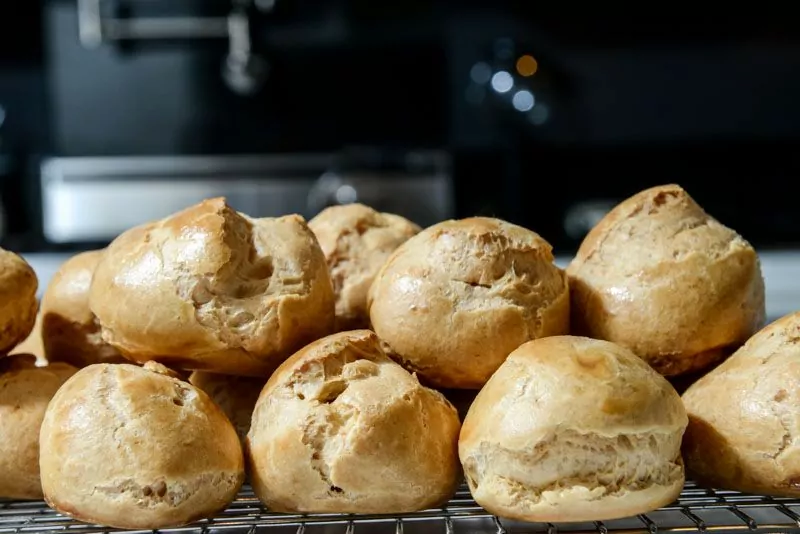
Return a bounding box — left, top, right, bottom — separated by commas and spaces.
76, 0, 229, 47
775, 504, 800, 527
77, 0, 103, 47
728, 506, 758, 530
101, 16, 229, 41
679, 507, 707, 530
3, 484, 800, 533
638, 514, 658, 533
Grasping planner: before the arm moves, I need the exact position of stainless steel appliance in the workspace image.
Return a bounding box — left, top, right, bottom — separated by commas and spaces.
40, 151, 453, 243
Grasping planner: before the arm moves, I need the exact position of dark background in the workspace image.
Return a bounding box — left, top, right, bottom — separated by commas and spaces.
2, 2, 800, 253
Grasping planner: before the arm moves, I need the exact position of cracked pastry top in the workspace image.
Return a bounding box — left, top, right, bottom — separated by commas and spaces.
309, 203, 420, 331
41, 249, 126, 367
682, 311, 800, 497
567, 184, 765, 377
89, 197, 335, 376
246, 330, 461, 514
367, 216, 569, 389
0, 355, 77, 500
38, 361, 244, 530
0, 248, 38, 356
459, 335, 688, 523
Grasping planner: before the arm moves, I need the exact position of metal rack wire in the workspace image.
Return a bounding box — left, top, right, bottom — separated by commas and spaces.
2, 482, 800, 534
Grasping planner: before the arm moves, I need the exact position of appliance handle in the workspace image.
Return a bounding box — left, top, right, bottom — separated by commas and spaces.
77, 0, 265, 47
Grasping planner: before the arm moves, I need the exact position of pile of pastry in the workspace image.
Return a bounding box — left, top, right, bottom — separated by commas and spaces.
0, 185, 793, 530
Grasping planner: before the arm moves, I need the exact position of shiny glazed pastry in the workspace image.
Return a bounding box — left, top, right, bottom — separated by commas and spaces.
459, 336, 687, 522
189, 371, 264, 442
41, 250, 125, 367
683, 312, 800, 496
89, 198, 335, 376
0, 248, 38, 356
39, 361, 244, 529
368, 217, 569, 389
0, 355, 77, 499
567, 184, 765, 376
309, 203, 420, 330
246, 330, 461, 513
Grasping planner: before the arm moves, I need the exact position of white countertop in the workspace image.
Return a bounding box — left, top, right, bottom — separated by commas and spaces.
22, 250, 800, 320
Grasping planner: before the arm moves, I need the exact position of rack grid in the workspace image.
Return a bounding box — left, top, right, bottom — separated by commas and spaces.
3, 482, 800, 534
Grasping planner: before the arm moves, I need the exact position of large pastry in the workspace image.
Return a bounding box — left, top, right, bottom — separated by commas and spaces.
39, 361, 244, 529
567, 184, 765, 376
683, 312, 800, 496
459, 336, 687, 522
368, 217, 569, 389
89, 198, 335, 376
247, 330, 461, 513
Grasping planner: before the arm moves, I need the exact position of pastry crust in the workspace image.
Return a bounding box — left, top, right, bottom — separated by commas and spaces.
246, 330, 461, 513
0, 355, 77, 499
39, 361, 244, 529
41, 250, 125, 367
188, 371, 264, 442
683, 312, 800, 496
459, 336, 687, 522
0, 248, 38, 356
567, 184, 765, 376
368, 217, 569, 389
309, 203, 420, 331
89, 198, 335, 376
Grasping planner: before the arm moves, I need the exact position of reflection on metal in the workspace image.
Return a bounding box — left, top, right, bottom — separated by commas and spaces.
76, 0, 229, 47
40, 153, 453, 243
222, 4, 269, 96
75, 0, 271, 94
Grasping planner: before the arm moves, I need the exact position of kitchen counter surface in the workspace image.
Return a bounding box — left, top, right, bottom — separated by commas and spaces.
21, 250, 800, 320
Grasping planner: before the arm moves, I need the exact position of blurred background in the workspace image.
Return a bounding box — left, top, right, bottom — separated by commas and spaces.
2, 2, 800, 314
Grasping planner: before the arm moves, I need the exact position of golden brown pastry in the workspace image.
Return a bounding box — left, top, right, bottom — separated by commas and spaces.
189, 371, 264, 442
683, 312, 800, 496
459, 336, 687, 523
309, 203, 420, 330
0, 248, 38, 355
567, 184, 765, 376
0, 355, 76, 499
41, 250, 125, 367
368, 217, 569, 389
89, 198, 335, 376
246, 330, 461, 513
39, 361, 244, 529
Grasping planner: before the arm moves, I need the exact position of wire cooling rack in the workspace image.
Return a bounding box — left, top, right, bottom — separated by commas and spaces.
2, 482, 800, 534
